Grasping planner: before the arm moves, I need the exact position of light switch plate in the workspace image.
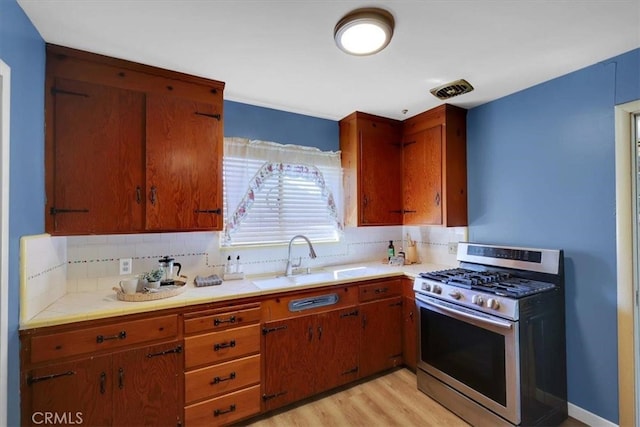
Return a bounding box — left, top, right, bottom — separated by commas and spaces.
119, 258, 132, 275
447, 242, 458, 255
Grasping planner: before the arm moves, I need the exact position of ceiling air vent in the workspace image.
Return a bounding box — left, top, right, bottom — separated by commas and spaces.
430, 79, 474, 100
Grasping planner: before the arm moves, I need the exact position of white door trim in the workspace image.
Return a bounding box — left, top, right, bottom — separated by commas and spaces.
616, 99, 640, 427
0, 58, 11, 426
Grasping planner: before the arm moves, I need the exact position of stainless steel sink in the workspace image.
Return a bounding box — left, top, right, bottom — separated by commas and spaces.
251, 266, 379, 290
252, 271, 336, 290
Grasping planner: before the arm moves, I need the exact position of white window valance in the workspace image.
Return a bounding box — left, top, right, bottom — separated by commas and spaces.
223, 137, 343, 246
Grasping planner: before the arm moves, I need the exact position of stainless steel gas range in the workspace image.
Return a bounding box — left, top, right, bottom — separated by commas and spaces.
413, 242, 567, 427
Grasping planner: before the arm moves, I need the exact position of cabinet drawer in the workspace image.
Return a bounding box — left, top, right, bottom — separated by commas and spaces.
359, 279, 402, 302
184, 304, 261, 335
185, 384, 260, 427
30, 315, 178, 364
185, 354, 260, 403
184, 324, 260, 368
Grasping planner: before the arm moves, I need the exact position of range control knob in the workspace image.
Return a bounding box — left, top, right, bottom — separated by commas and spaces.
432, 285, 442, 295
472, 295, 484, 306
487, 298, 500, 310
448, 291, 462, 300
421, 283, 431, 292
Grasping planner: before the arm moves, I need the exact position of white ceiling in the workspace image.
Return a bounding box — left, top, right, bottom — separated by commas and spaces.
18, 0, 640, 121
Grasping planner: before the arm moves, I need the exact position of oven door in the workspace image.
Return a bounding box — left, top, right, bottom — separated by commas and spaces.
416, 294, 520, 425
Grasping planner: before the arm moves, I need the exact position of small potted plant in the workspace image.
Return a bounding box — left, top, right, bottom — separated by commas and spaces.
141, 268, 163, 289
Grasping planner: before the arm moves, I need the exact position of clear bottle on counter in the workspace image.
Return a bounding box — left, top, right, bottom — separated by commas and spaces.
225, 255, 232, 274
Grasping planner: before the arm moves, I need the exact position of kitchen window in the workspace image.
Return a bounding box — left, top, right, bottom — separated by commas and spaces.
222, 137, 343, 247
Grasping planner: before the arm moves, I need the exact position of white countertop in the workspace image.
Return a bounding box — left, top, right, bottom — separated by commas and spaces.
21, 261, 448, 330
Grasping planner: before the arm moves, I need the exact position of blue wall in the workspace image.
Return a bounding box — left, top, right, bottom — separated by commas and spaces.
224, 100, 338, 151
467, 48, 640, 423
0, 0, 45, 425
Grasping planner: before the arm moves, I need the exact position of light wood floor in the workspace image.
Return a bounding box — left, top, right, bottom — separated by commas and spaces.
243, 369, 587, 427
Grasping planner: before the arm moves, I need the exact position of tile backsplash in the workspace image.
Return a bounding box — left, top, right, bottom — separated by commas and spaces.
21, 225, 467, 321
20, 234, 67, 323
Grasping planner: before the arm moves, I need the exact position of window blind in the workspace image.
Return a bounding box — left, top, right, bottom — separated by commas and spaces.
223, 138, 343, 247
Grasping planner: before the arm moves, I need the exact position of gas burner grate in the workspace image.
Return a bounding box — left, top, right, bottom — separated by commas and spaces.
419, 268, 555, 298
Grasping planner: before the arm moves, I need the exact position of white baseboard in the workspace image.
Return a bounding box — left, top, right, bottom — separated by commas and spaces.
569, 402, 618, 427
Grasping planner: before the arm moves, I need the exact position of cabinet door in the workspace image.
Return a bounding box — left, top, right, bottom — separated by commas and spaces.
359, 297, 403, 378
112, 342, 182, 427
263, 317, 316, 411
49, 78, 145, 234
146, 93, 222, 231
402, 295, 417, 371
24, 356, 112, 426
403, 126, 442, 225
315, 307, 360, 392
359, 118, 402, 225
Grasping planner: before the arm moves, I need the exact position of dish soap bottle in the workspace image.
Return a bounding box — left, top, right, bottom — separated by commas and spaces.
388, 240, 395, 260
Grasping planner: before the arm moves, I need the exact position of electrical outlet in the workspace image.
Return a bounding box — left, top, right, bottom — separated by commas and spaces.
119, 258, 132, 275
447, 242, 458, 255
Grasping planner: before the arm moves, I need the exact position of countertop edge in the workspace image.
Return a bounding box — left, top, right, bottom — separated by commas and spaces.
19, 263, 441, 330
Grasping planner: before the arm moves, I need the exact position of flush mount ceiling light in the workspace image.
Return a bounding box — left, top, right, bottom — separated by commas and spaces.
334, 8, 395, 56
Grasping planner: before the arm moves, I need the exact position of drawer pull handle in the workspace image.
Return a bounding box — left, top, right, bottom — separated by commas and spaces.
96, 331, 127, 344
150, 186, 157, 205
214, 316, 236, 326
262, 325, 288, 335
340, 310, 359, 318
100, 372, 106, 394
375, 287, 389, 294
211, 372, 236, 385
118, 367, 124, 389
214, 340, 236, 351
213, 404, 236, 417
147, 345, 182, 358
27, 370, 75, 385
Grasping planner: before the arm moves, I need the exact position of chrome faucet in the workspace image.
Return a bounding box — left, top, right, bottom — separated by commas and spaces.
285, 235, 317, 276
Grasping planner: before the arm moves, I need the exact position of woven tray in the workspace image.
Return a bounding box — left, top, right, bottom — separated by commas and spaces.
112, 280, 187, 302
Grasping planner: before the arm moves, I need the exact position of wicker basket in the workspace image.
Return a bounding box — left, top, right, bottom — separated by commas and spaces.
112, 280, 187, 302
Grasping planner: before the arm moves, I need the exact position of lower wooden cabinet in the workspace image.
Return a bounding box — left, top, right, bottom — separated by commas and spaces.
21, 277, 419, 425
262, 305, 360, 412
402, 278, 418, 371
359, 296, 403, 378
185, 385, 261, 426
185, 354, 261, 403
25, 356, 112, 426
183, 303, 262, 426
23, 340, 183, 427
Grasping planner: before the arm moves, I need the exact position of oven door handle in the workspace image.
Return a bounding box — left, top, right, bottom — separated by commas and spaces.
416, 295, 513, 330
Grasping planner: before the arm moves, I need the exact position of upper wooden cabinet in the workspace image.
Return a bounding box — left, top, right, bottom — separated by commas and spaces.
45, 45, 224, 234
49, 78, 146, 234
402, 104, 468, 226
145, 93, 222, 231
339, 104, 467, 227
339, 112, 403, 226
